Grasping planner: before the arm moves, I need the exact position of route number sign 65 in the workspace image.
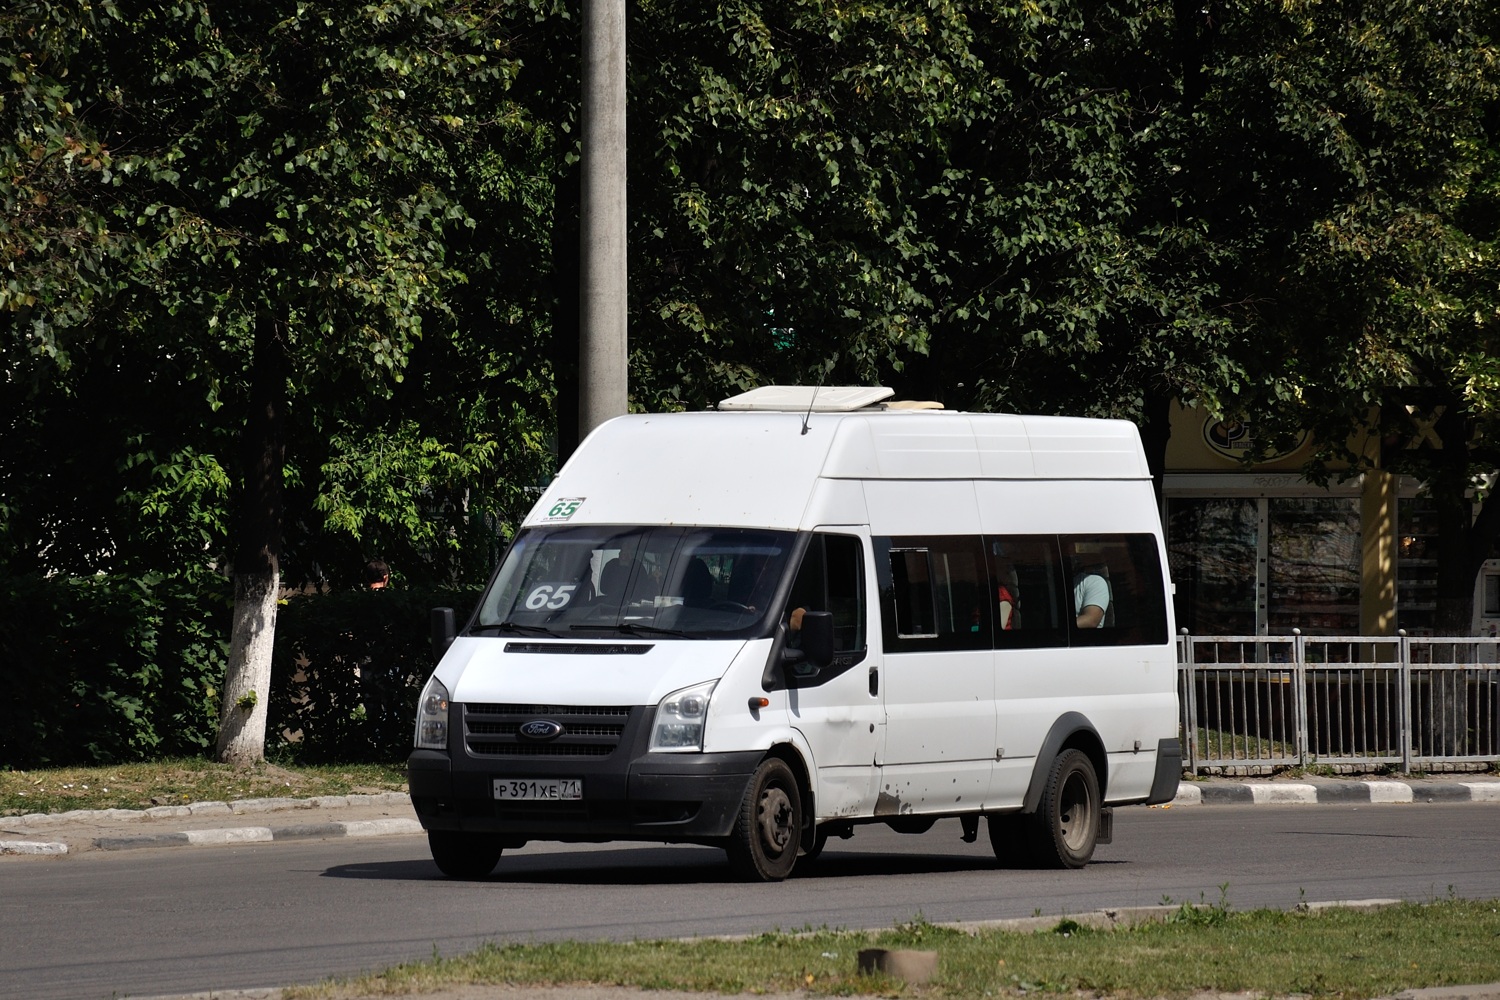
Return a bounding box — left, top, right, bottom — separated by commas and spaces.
542, 497, 585, 521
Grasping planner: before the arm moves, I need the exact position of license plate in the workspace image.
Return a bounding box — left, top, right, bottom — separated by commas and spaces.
493, 778, 582, 801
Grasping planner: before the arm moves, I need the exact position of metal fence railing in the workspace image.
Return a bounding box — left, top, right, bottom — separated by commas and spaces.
1177, 632, 1500, 775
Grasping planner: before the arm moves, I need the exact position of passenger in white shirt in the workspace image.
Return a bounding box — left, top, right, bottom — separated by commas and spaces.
1073, 572, 1109, 629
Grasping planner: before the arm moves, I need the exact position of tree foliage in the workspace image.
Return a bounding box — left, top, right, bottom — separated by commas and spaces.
7, 0, 1500, 768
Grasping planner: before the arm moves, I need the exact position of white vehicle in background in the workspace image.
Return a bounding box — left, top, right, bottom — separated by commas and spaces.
409, 386, 1180, 881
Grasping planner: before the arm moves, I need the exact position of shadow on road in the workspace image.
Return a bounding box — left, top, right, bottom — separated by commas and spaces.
321, 846, 1122, 885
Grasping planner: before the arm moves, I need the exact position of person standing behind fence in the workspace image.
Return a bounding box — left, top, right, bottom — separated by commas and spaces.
366, 559, 390, 590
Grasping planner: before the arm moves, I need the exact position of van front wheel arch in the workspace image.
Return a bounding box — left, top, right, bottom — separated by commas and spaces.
1026, 748, 1101, 869
725, 757, 802, 881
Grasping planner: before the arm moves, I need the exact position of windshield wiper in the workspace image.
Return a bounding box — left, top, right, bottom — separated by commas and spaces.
571, 622, 700, 639
474, 621, 564, 638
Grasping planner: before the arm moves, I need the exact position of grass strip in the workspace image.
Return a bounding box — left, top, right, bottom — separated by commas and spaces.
287, 898, 1500, 999
0, 758, 407, 815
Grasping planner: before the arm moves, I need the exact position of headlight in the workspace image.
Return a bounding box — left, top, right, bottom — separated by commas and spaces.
649, 679, 717, 752
414, 675, 451, 750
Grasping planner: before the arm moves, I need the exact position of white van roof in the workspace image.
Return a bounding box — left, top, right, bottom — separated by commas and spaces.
526, 391, 1151, 530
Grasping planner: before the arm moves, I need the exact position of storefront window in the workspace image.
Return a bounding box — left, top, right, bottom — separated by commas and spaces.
1167, 495, 1361, 635
1396, 496, 1439, 635
1267, 498, 1360, 635
1166, 498, 1258, 635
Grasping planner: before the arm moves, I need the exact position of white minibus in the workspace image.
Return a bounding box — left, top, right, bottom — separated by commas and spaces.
409, 385, 1181, 881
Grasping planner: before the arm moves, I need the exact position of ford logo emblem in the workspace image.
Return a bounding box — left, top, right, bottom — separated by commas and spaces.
519, 719, 564, 741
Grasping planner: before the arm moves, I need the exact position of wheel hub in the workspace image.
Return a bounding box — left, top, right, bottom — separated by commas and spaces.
757, 786, 794, 852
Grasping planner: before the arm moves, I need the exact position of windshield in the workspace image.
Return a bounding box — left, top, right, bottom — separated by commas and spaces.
475, 525, 796, 639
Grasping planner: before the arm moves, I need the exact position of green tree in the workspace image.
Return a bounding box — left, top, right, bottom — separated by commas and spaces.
1, 0, 552, 762
627, 0, 994, 407
1176, 1, 1500, 632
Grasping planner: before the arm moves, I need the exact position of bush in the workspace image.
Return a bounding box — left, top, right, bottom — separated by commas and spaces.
268, 586, 482, 763
0, 573, 480, 768
0, 571, 228, 768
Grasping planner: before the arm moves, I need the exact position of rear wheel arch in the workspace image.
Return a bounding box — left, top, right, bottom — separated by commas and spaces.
1022, 712, 1107, 813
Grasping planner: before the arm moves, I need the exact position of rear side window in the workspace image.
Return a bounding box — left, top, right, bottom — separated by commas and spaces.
873, 532, 1170, 652
987, 536, 1067, 649
876, 536, 991, 652
1061, 534, 1169, 647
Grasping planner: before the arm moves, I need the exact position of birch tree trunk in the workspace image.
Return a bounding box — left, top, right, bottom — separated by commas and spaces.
216, 309, 287, 766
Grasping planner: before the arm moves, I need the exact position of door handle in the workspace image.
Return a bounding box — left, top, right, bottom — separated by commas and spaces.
868, 665, 879, 697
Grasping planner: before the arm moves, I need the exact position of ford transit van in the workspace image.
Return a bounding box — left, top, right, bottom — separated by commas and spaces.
408, 385, 1181, 881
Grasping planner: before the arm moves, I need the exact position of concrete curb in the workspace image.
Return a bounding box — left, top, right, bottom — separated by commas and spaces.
94, 817, 422, 852
0, 793, 416, 856
0, 839, 70, 855
1168, 779, 1500, 807
3, 791, 410, 829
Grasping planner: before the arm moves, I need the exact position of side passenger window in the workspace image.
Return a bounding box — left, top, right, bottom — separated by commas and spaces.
785, 533, 867, 672
987, 536, 1067, 649
1061, 534, 1169, 646
877, 536, 990, 652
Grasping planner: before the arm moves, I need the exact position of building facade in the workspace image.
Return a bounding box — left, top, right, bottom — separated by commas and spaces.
1161, 403, 1471, 637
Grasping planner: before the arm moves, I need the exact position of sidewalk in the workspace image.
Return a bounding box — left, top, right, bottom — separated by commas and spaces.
3, 775, 1497, 858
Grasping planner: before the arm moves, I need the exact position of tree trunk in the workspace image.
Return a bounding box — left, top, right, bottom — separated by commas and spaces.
1139, 389, 1173, 512
216, 308, 287, 766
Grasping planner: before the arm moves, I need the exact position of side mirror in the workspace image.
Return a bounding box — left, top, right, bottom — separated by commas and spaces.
761, 612, 838, 691
798, 611, 835, 669
430, 607, 456, 663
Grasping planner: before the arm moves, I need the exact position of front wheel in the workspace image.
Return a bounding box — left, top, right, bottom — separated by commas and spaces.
1026, 748, 1101, 869
427, 830, 504, 879
725, 757, 802, 881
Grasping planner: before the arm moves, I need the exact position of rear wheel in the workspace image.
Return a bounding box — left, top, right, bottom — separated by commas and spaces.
427, 830, 503, 879
1026, 748, 1100, 869
726, 757, 802, 881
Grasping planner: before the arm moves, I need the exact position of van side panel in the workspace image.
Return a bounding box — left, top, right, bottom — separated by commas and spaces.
973, 480, 1162, 535
1019, 416, 1153, 479
974, 479, 1176, 807
800, 478, 869, 530
863, 480, 995, 811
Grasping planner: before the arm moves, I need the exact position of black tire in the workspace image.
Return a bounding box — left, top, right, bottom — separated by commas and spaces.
427, 830, 504, 879
985, 812, 1034, 868
1026, 748, 1101, 869
725, 757, 802, 881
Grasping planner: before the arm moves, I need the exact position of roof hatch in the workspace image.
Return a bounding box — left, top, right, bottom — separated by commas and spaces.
717, 385, 895, 413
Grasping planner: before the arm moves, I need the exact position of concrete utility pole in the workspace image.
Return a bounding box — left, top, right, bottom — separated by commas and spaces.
578, 0, 628, 440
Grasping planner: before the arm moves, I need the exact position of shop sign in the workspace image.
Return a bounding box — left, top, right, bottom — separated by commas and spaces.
1203, 418, 1309, 463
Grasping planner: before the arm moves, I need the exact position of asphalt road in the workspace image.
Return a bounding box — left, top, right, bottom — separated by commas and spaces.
4, 803, 1499, 1000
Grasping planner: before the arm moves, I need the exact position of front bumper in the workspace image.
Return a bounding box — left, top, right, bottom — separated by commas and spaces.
407, 702, 760, 844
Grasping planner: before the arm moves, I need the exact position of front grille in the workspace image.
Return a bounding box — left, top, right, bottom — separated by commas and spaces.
469, 743, 616, 757
462, 703, 633, 758
468, 722, 622, 738
468, 703, 630, 717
